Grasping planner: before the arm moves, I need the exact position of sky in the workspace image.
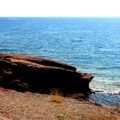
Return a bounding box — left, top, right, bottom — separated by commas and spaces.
0, 0, 120, 17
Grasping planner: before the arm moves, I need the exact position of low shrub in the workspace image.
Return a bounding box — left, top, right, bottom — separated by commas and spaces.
50, 89, 64, 103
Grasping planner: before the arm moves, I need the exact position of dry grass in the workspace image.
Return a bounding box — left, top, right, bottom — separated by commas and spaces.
50, 89, 64, 103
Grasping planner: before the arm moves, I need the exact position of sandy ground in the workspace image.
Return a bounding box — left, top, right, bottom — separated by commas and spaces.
0, 87, 119, 120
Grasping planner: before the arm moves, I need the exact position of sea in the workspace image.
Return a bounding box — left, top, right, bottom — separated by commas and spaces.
0, 17, 120, 108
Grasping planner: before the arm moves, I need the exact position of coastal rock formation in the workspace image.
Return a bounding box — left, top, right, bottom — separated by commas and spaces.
0, 53, 93, 94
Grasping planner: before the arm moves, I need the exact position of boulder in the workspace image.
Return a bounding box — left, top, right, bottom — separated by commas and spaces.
0, 53, 93, 94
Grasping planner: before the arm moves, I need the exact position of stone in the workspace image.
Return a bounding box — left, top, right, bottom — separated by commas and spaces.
0, 53, 93, 94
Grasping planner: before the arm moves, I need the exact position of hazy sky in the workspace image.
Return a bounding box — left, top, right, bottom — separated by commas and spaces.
0, 0, 120, 17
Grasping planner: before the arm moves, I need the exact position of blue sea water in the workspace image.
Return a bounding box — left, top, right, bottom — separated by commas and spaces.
0, 17, 120, 107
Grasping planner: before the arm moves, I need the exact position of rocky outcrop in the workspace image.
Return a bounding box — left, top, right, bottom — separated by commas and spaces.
0, 53, 93, 94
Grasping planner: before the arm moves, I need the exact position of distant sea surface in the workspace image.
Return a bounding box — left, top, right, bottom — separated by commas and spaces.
0, 17, 120, 107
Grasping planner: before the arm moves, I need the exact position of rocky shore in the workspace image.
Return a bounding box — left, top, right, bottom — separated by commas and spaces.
0, 53, 93, 94
0, 53, 120, 120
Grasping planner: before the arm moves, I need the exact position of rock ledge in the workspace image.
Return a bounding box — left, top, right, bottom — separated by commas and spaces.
0, 53, 93, 94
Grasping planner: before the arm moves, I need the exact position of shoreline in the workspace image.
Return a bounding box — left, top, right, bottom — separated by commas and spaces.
0, 87, 120, 120
89, 92, 120, 108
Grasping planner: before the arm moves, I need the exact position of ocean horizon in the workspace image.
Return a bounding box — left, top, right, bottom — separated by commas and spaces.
0, 17, 120, 107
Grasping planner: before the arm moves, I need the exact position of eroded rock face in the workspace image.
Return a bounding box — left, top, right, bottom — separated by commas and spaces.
0, 53, 93, 94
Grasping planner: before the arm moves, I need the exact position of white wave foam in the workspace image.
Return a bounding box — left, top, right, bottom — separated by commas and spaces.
90, 77, 120, 95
